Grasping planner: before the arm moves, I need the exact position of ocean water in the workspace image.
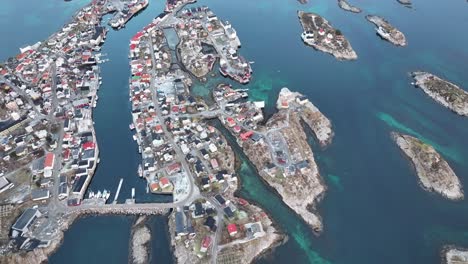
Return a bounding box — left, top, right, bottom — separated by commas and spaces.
2, 0, 468, 263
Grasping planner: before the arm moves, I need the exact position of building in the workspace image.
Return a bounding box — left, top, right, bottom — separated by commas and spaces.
200, 236, 212, 253
245, 222, 265, 239
43, 153, 55, 178
11, 208, 41, 238
227, 223, 238, 236
0, 176, 14, 194
31, 189, 50, 201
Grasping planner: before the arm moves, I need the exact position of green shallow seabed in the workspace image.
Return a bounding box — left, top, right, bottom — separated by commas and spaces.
376, 111, 463, 163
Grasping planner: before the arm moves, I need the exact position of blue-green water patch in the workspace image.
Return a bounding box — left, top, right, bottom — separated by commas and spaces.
376, 111, 463, 163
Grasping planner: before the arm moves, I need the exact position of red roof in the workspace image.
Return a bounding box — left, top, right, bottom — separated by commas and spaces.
202, 236, 212, 248
130, 44, 137, 50
82, 141, 95, 150
160, 177, 170, 186
44, 153, 55, 168
240, 131, 253, 141
227, 224, 237, 234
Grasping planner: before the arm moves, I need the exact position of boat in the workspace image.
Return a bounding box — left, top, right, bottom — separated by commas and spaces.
138, 164, 143, 177
104, 191, 110, 201
133, 134, 138, 141
88, 191, 95, 199
376, 26, 390, 39
96, 190, 102, 198
129, 123, 135, 130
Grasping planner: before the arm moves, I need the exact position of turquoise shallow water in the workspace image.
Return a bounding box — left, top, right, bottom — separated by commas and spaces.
2, 0, 468, 263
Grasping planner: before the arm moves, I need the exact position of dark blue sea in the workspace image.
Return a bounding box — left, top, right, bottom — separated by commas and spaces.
1, 0, 468, 263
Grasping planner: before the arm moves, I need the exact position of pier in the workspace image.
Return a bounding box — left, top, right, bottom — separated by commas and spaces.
113, 178, 124, 204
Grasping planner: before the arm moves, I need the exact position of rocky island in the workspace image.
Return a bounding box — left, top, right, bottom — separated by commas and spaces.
129, 216, 151, 264
219, 87, 333, 233
391, 132, 464, 201
366, 15, 407, 46
443, 246, 468, 264
397, 0, 412, 8
298, 11, 358, 60
412, 71, 468, 116
338, 0, 362, 13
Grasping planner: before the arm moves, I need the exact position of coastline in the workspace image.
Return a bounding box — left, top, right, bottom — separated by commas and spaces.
220, 88, 333, 234
411, 71, 468, 116
298, 11, 358, 61
391, 132, 464, 201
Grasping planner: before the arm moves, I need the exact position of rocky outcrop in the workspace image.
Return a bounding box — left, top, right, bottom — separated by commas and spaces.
397, 0, 412, 7
412, 71, 468, 116
338, 0, 362, 13
238, 88, 332, 233
298, 11, 358, 60
129, 216, 151, 264
442, 246, 468, 264
366, 15, 407, 46
392, 132, 463, 201
277, 88, 334, 146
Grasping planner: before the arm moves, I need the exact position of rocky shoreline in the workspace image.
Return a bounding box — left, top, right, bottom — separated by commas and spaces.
233, 88, 333, 233
397, 0, 412, 7
338, 0, 362, 13
391, 132, 464, 201
412, 71, 468, 116
442, 245, 468, 264
129, 216, 151, 264
0, 212, 78, 264
298, 11, 358, 60
366, 15, 407, 46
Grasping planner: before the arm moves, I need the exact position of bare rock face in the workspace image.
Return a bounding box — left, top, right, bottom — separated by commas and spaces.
338, 0, 362, 13
130, 216, 151, 264
392, 132, 464, 201
366, 15, 407, 46
412, 71, 468, 116
442, 246, 468, 264
298, 11, 358, 60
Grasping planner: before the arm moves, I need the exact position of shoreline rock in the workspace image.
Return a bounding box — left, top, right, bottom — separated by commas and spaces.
129, 216, 151, 264
366, 15, 407, 46
391, 132, 464, 201
298, 11, 358, 61
232, 88, 333, 233
411, 71, 468, 116
442, 245, 468, 264
338, 0, 362, 13
397, 0, 412, 7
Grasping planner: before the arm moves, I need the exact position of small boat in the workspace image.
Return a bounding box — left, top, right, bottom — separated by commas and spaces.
129, 123, 135, 130
138, 164, 143, 177
96, 191, 102, 198
105, 191, 111, 200
133, 134, 137, 141
88, 191, 95, 199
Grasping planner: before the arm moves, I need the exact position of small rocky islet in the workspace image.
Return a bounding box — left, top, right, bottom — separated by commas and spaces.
366, 15, 407, 46
391, 132, 463, 201
412, 71, 468, 116
338, 0, 362, 13
298, 11, 358, 61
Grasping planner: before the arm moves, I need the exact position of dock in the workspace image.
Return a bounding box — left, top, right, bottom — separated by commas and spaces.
113, 178, 123, 204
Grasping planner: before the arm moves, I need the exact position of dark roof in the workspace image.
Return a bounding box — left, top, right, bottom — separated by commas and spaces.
223, 207, 234, 218
12, 208, 39, 231
204, 216, 216, 231
214, 194, 226, 205
194, 202, 205, 216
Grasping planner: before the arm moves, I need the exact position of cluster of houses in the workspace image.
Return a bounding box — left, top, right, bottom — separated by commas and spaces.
177, 6, 252, 83
0, 0, 115, 225
301, 14, 347, 48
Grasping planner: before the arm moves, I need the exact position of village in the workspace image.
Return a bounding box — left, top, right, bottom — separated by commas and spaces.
0, 0, 148, 257
128, 2, 281, 263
